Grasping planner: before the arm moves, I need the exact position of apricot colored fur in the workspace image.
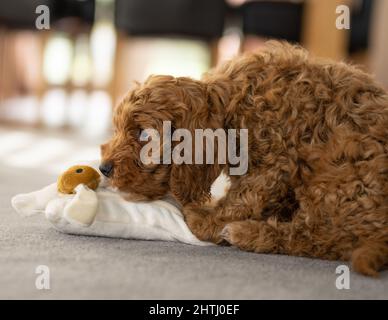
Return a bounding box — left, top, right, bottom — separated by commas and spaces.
101, 42, 388, 276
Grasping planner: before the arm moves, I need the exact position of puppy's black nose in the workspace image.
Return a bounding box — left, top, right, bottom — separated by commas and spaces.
99, 162, 113, 177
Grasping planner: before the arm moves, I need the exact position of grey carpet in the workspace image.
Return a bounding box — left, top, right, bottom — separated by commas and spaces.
1, 165, 387, 300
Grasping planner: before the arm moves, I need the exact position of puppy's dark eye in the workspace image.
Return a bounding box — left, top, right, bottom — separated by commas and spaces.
139, 129, 151, 141
76, 168, 83, 173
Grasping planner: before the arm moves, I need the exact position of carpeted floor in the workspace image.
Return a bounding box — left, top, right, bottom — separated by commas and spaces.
0, 129, 387, 299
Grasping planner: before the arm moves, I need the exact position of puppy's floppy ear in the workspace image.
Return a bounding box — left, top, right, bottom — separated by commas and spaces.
170, 163, 222, 205
168, 78, 225, 205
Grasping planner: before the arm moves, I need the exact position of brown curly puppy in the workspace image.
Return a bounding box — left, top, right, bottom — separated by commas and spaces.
101, 41, 388, 276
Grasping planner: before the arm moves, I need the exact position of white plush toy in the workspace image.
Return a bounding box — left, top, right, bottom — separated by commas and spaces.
11, 163, 210, 246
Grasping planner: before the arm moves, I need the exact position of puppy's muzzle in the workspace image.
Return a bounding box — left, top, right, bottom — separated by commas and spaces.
99, 162, 113, 177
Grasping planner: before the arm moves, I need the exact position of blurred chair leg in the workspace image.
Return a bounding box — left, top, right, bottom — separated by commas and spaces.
209, 40, 219, 67
370, 0, 388, 88
108, 31, 125, 107
36, 31, 50, 100
0, 27, 6, 106
36, 31, 51, 127
302, 0, 350, 60
2, 31, 15, 100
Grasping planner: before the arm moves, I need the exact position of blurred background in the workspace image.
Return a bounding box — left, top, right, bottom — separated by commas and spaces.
2, 1, 388, 300
0, 0, 387, 173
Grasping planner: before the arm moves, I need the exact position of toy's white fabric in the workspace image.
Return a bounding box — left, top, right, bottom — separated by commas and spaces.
11, 180, 211, 246
63, 184, 99, 227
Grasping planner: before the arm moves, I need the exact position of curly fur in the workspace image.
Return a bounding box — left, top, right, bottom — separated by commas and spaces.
101, 41, 388, 276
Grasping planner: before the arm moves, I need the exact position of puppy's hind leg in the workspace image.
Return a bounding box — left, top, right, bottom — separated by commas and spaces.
351, 241, 388, 277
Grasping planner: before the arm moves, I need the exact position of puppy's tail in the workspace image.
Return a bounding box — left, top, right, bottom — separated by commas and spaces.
351, 240, 388, 277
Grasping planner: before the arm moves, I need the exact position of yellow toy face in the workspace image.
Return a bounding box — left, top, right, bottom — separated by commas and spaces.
57, 165, 101, 194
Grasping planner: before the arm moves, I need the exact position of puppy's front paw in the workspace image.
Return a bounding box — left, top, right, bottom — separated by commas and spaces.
183, 205, 229, 244
220, 220, 277, 253
220, 221, 247, 247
